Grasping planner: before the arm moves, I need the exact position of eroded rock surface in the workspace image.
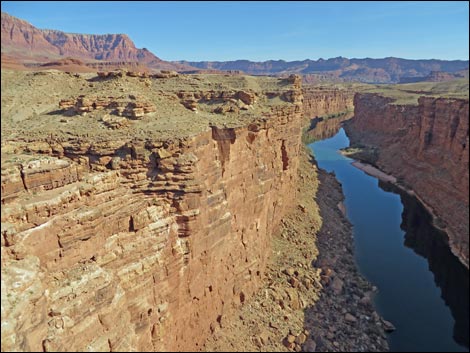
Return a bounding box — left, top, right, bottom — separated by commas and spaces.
302, 86, 354, 121
346, 93, 469, 267
1, 72, 304, 351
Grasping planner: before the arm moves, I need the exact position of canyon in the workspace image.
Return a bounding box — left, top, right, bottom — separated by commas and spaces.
1, 10, 469, 352
1, 65, 468, 351
345, 93, 469, 268
1, 69, 334, 351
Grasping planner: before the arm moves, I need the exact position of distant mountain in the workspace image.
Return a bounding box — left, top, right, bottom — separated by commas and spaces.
1, 12, 194, 71
178, 57, 469, 83
3, 12, 468, 81
399, 69, 469, 83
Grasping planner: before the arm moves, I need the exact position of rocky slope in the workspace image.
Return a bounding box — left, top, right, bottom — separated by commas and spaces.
1, 12, 193, 71
345, 93, 469, 268
204, 150, 389, 352
1, 71, 306, 351
179, 57, 469, 84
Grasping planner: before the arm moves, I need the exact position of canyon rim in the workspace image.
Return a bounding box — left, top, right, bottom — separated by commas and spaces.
1, 3, 469, 352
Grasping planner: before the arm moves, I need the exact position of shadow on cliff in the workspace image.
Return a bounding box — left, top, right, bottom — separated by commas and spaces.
298, 164, 389, 352
379, 181, 469, 349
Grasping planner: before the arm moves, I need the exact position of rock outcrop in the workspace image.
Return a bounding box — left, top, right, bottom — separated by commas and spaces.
59, 94, 156, 119
346, 93, 469, 267
1, 73, 303, 351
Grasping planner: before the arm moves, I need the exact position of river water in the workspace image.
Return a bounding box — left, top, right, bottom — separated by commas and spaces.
308, 128, 469, 352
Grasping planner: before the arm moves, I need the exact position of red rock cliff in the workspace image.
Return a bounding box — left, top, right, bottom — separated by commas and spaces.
1, 12, 193, 71
302, 86, 354, 120
347, 93, 469, 267
1, 87, 303, 351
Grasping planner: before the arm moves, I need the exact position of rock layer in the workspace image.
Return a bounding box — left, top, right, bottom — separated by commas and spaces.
302, 86, 354, 120
1, 75, 303, 351
1, 12, 193, 71
180, 58, 469, 83
346, 93, 469, 267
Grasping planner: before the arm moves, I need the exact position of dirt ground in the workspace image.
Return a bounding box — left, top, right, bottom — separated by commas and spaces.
1, 69, 293, 144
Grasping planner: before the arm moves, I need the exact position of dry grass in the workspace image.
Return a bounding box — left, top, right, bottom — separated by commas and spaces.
1, 70, 296, 143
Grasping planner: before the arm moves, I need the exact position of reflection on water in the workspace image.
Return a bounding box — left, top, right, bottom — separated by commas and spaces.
309, 127, 469, 352
380, 181, 469, 348
304, 112, 353, 142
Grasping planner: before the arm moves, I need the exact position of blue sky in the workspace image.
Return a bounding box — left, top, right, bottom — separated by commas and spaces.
2, 1, 469, 61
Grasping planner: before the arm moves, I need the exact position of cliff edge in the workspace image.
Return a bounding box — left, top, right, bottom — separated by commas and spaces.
346, 92, 469, 268
1, 71, 303, 351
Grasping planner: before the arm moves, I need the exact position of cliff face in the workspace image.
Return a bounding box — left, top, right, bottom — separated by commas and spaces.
347, 93, 469, 267
304, 112, 354, 142
1, 12, 60, 60
1, 12, 193, 71
1, 73, 303, 351
302, 87, 354, 120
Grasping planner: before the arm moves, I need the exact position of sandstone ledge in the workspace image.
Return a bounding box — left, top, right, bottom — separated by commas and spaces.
1, 72, 303, 351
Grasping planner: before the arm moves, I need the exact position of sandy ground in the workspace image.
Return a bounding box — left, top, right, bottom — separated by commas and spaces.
351, 161, 397, 183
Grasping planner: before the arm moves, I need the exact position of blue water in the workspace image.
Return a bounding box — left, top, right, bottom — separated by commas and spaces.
309, 128, 468, 352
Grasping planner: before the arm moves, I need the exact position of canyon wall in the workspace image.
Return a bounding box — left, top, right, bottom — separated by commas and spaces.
1, 93, 303, 351
347, 93, 469, 267
304, 112, 354, 143
302, 87, 354, 120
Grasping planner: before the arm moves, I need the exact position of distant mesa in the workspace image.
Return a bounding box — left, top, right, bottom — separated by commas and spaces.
1, 11, 469, 83
178, 58, 469, 84
0, 11, 195, 72
399, 69, 469, 83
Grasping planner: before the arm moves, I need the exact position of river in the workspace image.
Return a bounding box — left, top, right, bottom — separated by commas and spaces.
308, 128, 469, 352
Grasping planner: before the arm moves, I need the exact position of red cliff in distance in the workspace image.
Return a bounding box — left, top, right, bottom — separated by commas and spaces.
1, 12, 193, 72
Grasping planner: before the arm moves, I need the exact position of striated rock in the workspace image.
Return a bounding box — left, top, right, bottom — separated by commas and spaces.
237, 90, 256, 105
1, 12, 195, 72
59, 94, 156, 120
1, 75, 304, 351
302, 86, 354, 121
348, 93, 469, 267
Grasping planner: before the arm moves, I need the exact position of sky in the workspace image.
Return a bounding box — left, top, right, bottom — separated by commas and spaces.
2, 1, 469, 62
